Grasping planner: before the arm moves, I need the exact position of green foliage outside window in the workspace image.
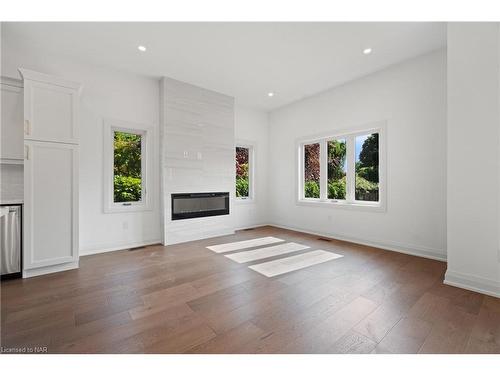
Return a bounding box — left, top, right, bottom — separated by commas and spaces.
304, 143, 320, 198
305, 177, 375, 201
356, 133, 379, 201
328, 140, 347, 199
236, 147, 250, 198
304, 180, 320, 198
114, 131, 142, 203
303, 134, 379, 201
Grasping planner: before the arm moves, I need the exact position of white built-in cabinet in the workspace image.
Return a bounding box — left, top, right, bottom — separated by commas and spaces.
1, 77, 24, 164
23, 76, 79, 144
19, 68, 82, 276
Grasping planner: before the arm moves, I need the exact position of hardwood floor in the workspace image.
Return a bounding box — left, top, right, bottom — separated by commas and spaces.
1, 226, 499, 354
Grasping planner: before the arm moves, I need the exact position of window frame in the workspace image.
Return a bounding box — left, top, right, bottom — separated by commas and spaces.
300, 140, 322, 201
103, 118, 154, 213
296, 121, 386, 211
234, 141, 255, 203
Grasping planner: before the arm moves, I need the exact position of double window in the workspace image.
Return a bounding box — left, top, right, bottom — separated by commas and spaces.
299, 125, 384, 209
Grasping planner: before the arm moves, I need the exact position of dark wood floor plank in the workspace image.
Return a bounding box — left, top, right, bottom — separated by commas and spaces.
328, 330, 377, 354
376, 317, 433, 354
281, 296, 378, 353
57, 303, 195, 353
419, 307, 476, 353
188, 321, 265, 353
465, 308, 500, 353
1, 225, 498, 354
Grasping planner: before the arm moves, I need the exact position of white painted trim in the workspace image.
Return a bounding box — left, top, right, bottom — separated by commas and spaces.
0, 158, 24, 165
266, 223, 447, 262
18, 68, 82, 91
0, 76, 23, 88
296, 120, 387, 211
23, 261, 79, 278
295, 199, 386, 212
444, 270, 500, 298
295, 120, 387, 144
80, 239, 161, 256
103, 118, 155, 214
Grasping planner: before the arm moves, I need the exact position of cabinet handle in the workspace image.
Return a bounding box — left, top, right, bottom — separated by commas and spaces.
24, 145, 29, 160
24, 119, 31, 136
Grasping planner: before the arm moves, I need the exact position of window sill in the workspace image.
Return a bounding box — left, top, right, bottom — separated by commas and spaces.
296, 199, 385, 212
104, 203, 152, 214
234, 198, 255, 205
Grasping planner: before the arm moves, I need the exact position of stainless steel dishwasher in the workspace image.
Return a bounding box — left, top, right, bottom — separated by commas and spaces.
1, 204, 22, 280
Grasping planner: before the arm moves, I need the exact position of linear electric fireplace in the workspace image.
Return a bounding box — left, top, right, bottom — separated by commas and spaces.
171, 192, 230, 220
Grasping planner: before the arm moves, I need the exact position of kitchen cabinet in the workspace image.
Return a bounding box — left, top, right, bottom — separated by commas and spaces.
20, 69, 80, 145
19, 69, 82, 276
1, 78, 24, 163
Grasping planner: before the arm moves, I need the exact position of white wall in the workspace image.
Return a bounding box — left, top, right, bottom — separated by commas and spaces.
2, 30, 452, 267
0, 164, 23, 202
445, 23, 500, 297
1, 37, 270, 253
233, 105, 269, 229
267, 50, 447, 260
1, 42, 162, 255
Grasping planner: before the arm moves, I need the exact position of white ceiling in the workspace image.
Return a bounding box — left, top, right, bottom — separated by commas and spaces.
2, 22, 446, 111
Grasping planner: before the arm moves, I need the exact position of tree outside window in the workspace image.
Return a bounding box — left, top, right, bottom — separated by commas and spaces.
300, 129, 381, 204
304, 143, 320, 198
355, 133, 379, 201
327, 139, 347, 200
236, 146, 250, 198
113, 131, 142, 202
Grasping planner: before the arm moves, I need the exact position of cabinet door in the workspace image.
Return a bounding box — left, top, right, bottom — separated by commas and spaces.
1, 82, 24, 162
24, 141, 79, 269
23, 79, 79, 144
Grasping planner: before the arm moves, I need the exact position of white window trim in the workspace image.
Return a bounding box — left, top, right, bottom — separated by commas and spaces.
234, 140, 256, 204
103, 118, 154, 213
296, 121, 387, 212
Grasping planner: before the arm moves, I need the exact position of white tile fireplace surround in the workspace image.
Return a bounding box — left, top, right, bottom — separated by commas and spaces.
160, 77, 235, 245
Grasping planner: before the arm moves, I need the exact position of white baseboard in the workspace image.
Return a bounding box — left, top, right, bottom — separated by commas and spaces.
80, 239, 161, 256
444, 270, 500, 298
234, 223, 270, 231
23, 261, 79, 278
264, 222, 447, 262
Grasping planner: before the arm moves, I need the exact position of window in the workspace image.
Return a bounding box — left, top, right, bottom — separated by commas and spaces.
355, 133, 379, 202
304, 143, 320, 198
104, 119, 153, 213
114, 131, 143, 203
298, 124, 384, 209
327, 139, 346, 200
235, 144, 254, 200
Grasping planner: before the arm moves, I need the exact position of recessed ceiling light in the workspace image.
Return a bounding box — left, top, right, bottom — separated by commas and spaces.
363, 48, 372, 55
138, 45, 147, 52
267, 92, 275, 97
